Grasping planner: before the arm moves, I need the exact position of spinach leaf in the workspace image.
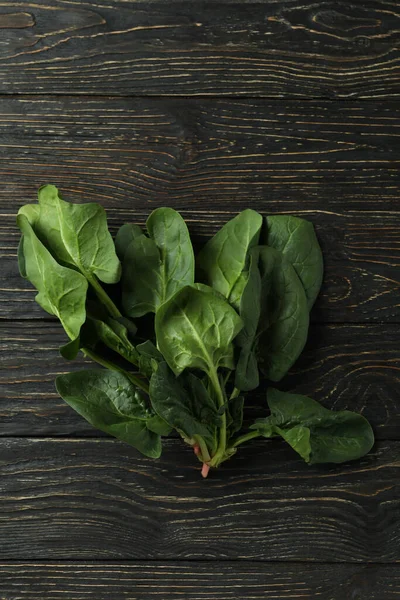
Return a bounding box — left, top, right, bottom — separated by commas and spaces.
251, 388, 375, 464
146, 414, 172, 436
90, 317, 139, 364
264, 215, 323, 309
155, 285, 243, 376
56, 369, 161, 458
115, 223, 144, 260
227, 395, 244, 438
150, 362, 221, 454
17, 214, 88, 340
32, 184, 121, 284
257, 247, 309, 382
196, 209, 262, 301
122, 207, 194, 317
234, 249, 263, 391
137, 340, 163, 377
17, 236, 27, 278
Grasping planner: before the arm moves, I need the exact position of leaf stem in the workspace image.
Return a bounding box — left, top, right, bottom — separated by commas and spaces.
231, 430, 261, 448
208, 367, 227, 468
82, 347, 149, 394
87, 274, 122, 319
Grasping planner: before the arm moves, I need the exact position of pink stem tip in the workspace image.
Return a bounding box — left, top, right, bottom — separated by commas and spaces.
201, 463, 210, 478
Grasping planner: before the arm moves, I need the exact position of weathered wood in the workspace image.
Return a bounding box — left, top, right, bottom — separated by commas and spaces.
1, 97, 400, 321
0, 1, 399, 97
1, 321, 399, 439
0, 562, 399, 599
0, 437, 398, 561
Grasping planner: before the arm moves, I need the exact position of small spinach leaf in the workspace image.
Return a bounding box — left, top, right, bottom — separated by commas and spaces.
150, 362, 221, 454
137, 340, 163, 377
264, 215, 323, 309
227, 396, 244, 438
196, 209, 262, 301
17, 214, 88, 340
122, 207, 194, 317
33, 184, 121, 284
251, 388, 375, 464
56, 369, 161, 458
115, 223, 144, 260
155, 285, 243, 376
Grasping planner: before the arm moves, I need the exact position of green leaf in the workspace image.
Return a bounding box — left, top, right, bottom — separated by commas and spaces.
146, 414, 173, 436
122, 207, 194, 317
227, 396, 244, 438
56, 369, 161, 458
27, 184, 121, 284
264, 215, 323, 309
17, 236, 27, 278
115, 223, 144, 260
155, 285, 243, 376
150, 362, 221, 454
17, 214, 88, 340
89, 317, 139, 364
234, 250, 262, 391
252, 388, 375, 464
257, 247, 309, 382
60, 336, 81, 360
137, 340, 163, 377
196, 209, 263, 301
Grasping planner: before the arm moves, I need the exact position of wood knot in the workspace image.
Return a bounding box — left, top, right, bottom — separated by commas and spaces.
0, 12, 35, 29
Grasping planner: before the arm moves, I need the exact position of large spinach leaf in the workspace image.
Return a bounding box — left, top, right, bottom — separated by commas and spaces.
251, 388, 374, 464
122, 207, 194, 317
257, 247, 309, 382
56, 369, 161, 458
155, 285, 243, 376
196, 209, 263, 301
264, 215, 323, 309
17, 214, 87, 340
31, 184, 121, 284
150, 362, 221, 454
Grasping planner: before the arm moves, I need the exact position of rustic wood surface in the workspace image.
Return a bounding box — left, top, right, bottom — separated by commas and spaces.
0, 1, 399, 98
1, 438, 399, 561
0, 563, 399, 600
1, 0, 399, 598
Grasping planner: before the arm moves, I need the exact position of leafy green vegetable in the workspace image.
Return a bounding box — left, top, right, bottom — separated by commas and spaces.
17, 214, 88, 341
17, 189, 375, 477
31, 185, 121, 284
155, 285, 243, 377
137, 340, 163, 377
251, 388, 374, 464
56, 369, 161, 458
257, 248, 309, 382
264, 215, 323, 309
115, 223, 144, 260
121, 207, 194, 317
196, 209, 262, 301
150, 362, 221, 455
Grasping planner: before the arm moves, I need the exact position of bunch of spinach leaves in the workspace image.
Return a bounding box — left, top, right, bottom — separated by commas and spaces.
17, 186, 374, 476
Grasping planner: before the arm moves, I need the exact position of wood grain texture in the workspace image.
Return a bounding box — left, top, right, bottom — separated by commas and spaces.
0, 1, 399, 98
1, 321, 399, 439
0, 437, 398, 561
1, 97, 399, 321
1, 562, 399, 599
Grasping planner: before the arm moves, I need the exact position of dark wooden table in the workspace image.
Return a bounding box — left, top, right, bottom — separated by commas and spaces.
1, 1, 399, 598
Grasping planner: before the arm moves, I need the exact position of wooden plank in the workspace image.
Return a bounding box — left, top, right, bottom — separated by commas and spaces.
0, 562, 399, 600
1, 97, 399, 321
0, 437, 398, 561
1, 321, 399, 439
0, 1, 399, 98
